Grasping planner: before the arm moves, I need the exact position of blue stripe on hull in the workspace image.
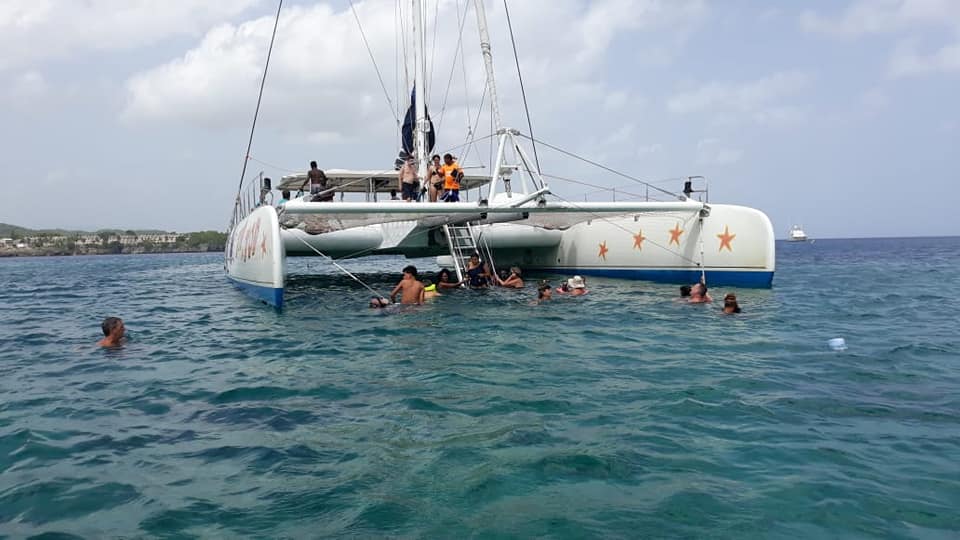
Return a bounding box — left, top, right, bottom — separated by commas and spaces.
227, 276, 284, 308
535, 268, 774, 288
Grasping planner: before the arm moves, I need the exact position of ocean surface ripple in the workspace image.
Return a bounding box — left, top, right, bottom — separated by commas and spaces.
1, 237, 959, 538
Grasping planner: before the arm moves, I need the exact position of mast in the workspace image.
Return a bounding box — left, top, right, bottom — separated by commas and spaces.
473, 0, 502, 131
412, 0, 428, 182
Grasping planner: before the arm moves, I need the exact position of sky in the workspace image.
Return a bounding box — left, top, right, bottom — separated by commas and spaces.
1, 0, 957, 238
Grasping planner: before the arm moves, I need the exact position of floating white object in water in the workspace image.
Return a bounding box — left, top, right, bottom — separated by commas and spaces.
828, 338, 847, 351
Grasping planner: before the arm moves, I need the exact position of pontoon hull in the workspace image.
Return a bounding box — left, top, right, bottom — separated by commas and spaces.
225, 206, 286, 307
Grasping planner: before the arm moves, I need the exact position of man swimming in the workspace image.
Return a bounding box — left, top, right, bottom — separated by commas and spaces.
389, 265, 426, 305
688, 282, 712, 303
98, 317, 125, 347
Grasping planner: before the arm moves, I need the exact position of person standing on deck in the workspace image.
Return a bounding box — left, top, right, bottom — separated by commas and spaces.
428, 154, 444, 202
398, 156, 419, 202
308, 161, 332, 202
440, 154, 463, 202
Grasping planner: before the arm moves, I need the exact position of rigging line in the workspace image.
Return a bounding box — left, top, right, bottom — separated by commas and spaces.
546, 191, 707, 267
503, 0, 540, 174
435, 131, 498, 160
460, 82, 488, 167
436, 0, 472, 132
458, 0, 472, 140
247, 155, 300, 174
235, 0, 282, 199
697, 213, 708, 285
541, 172, 647, 200
347, 0, 400, 126
428, 0, 441, 101
517, 133, 684, 200
290, 234, 386, 297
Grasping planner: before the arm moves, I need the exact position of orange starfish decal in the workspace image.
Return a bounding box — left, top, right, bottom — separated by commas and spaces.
669, 223, 684, 246
633, 230, 646, 250
598, 241, 609, 260
717, 225, 736, 252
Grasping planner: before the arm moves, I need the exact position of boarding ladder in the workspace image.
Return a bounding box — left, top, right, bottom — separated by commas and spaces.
443, 222, 496, 285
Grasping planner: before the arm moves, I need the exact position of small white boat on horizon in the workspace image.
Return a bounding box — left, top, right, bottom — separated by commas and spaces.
787, 225, 810, 242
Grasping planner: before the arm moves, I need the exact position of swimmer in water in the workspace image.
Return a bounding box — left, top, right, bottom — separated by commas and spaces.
536, 282, 552, 303
566, 275, 588, 296
389, 265, 425, 305
98, 317, 125, 347
369, 297, 391, 308
494, 266, 524, 288
688, 282, 712, 304
422, 279, 441, 299
722, 293, 741, 314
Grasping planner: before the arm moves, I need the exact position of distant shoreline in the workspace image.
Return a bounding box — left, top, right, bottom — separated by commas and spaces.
0, 246, 224, 258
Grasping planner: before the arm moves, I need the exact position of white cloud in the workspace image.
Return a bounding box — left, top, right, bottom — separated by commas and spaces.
888, 39, 960, 76
860, 87, 890, 110
667, 70, 812, 126
637, 143, 663, 157
695, 138, 742, 166
122, 0, 706, 137
6, 70, 48, 101
0, 0, 262, 71
800, 0, 960, 37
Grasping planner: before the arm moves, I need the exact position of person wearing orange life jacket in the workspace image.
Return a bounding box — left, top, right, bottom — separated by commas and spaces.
440, 153, 463, 202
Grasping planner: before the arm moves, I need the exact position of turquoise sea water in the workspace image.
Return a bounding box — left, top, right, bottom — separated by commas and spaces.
1, 237, 959, 538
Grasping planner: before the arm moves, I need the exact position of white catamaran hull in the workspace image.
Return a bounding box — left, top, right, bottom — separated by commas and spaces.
485, 204, 775, 288
226, 201, 774, 306
225, 205, 285, 307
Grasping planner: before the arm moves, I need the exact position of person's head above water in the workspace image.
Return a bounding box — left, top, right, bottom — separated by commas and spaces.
680, 285, 692, 297
402, 265, 418, 279
438, 268, 452, 282
723, 293, 741, 313
537, 282, 552, 300
369, 297, 390, 308
98, 317, 125, 347
102, 317, 123, 336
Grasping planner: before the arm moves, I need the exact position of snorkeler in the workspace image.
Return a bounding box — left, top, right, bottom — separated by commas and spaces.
98, 317, 125, 347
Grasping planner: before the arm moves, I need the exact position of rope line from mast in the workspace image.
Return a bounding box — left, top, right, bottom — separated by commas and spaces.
235, 0, 283, 199
436, 0, 472, 133
503, 0, 541, 174
516, 133, 685, 200
290, 234, 386, 298
347, 0, 400, 126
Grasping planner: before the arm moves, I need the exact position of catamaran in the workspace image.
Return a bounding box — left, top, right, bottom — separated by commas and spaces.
225, 0, 776, 308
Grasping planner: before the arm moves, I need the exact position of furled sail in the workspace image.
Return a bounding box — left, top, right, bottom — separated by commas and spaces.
400, 87, 435, 160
